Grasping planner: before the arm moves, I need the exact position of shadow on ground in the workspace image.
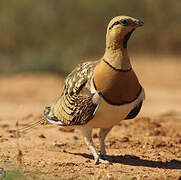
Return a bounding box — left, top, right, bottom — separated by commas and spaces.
65, 151, 181, 169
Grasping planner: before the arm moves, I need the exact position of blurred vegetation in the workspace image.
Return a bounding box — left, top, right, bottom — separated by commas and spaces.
0, 0, 180, 74
3, 170, 26, 180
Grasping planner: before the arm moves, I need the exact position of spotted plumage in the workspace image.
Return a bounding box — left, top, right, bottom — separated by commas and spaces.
46, 61, 99, 126
44, 15, 145, 164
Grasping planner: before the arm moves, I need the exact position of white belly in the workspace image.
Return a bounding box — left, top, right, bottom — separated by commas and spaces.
84, 88, 145, 129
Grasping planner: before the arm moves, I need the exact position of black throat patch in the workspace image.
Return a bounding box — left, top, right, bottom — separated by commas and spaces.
123, 29, 135, 48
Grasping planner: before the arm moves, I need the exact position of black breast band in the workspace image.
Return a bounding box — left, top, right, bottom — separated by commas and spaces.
93, 78, 142, 106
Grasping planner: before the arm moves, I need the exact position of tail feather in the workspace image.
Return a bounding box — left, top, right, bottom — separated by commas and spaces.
44, 106, 65, 126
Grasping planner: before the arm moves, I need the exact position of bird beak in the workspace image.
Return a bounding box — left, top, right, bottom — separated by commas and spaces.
134, 19, 144, 27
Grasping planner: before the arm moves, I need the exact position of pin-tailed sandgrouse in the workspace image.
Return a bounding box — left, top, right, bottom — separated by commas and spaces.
44, 16, 145, 164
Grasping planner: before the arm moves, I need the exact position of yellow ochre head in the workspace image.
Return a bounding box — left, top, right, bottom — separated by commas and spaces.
106, 16, 144, 48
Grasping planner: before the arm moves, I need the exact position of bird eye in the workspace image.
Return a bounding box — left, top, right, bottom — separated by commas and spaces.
120, 19, 130, 26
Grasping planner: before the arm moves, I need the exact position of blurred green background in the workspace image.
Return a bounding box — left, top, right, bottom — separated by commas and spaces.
0, 0, 180, 74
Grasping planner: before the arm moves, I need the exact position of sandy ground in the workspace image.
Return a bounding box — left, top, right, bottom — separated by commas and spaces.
0, 56, 181, 179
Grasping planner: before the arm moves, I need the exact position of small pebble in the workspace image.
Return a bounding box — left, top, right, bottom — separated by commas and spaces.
121, 137, 130, 142
73, 136, 78, 140
59, 127, 74, 132
54, 142, 66, 147
39, 134, 46, 138
8, 130, 16, 133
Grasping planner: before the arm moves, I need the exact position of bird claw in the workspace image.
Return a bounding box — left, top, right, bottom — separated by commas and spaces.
94, 157, 112, 165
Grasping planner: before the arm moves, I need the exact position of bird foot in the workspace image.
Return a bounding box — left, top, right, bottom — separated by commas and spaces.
94, 156, 112, 165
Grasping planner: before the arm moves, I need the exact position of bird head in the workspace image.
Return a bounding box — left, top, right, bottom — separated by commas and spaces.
106, 16, 144, 49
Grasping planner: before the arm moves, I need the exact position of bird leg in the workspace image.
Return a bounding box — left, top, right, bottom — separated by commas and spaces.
99, 127, 112, 160
79, 127, 110, 165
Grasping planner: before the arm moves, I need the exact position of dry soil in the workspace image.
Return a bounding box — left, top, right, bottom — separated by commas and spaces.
0, 56, 181, 180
